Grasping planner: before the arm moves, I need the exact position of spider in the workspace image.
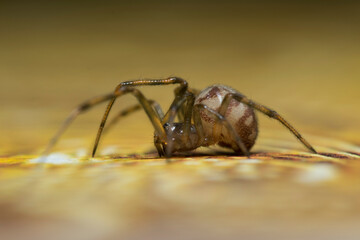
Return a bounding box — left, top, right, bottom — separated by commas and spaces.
44, 77, 317, 158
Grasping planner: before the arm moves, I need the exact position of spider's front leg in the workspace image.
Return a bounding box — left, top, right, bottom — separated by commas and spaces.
92, 77, 189, 157
102, 100, 164, 135
43, 93, 116, 157
92, 88, 168, 157
44, 77, 189, 158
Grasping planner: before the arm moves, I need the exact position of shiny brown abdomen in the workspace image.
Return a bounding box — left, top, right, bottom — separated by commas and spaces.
194, 85, 258, 153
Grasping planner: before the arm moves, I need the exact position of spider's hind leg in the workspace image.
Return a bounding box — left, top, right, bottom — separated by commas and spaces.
220, 93, 317, 153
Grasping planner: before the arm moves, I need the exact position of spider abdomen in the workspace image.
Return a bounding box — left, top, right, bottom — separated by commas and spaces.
195, 85, 258, 153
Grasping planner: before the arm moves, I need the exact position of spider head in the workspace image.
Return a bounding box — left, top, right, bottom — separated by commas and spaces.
154, 122, 199, 156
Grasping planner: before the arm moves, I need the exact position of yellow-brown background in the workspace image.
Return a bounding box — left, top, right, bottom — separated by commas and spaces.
1, 1, 360, 240
1, 0, 359, 153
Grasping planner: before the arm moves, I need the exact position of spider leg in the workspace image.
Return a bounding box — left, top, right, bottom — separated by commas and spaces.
44, 77, 187, 158
219, 93, 317, 153
180, 92, 196, 148
194, 104, 250, 156
92, 77, 188, 157
174, 87, 200, 122
92, 88, 166, 157
162, 94, 186, 124
174, 88, 185, 122
103, 100, 164, 135
177, 103, 185, 122
43, 93, 116, 156
102, 99, 165, 157
162, 86, 198, 124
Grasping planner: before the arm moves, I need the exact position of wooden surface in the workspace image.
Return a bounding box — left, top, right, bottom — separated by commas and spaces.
1, 137, 360, 240
1, 1, 360, 240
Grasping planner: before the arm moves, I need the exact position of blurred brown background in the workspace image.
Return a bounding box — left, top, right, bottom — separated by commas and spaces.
1, 0, 359, 154
1, 1, 360, 240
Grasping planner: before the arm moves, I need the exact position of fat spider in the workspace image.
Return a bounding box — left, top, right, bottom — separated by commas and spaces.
44, 77, 317, 157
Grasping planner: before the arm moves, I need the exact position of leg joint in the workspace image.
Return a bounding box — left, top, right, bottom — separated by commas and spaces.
269, 110, 278, 118
79, 103, 91, 111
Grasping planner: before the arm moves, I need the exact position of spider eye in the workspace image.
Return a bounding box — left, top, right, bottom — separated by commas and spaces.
163, 123, 176, 132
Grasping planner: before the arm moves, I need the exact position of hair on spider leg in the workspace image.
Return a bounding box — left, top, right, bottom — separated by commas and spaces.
43, 77, 317, 159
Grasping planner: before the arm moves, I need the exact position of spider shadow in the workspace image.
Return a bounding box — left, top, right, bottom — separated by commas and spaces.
110, 148, 263, 160
109, 148, 344, 162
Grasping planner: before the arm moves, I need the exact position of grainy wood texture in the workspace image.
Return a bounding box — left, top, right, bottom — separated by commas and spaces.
1, 1, 360, 240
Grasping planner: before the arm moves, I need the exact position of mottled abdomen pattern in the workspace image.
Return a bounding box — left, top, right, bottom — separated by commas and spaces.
194, 85, 258, 153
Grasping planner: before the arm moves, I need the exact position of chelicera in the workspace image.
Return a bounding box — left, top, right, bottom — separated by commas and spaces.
45, 77, 317, 157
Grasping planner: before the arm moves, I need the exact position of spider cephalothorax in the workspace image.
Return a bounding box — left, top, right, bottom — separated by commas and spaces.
44, 77, 316, 158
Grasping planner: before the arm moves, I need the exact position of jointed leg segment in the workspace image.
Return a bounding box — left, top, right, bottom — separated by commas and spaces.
44, 77, 188, 158
102, 100, 163, 135
93, 77, 188, 157
43, 93, 115, 156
